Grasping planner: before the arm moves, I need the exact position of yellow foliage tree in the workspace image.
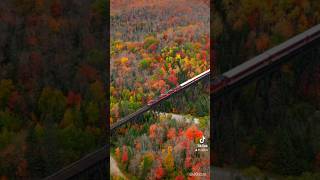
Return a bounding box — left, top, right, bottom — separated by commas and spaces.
163, 146, 174, 172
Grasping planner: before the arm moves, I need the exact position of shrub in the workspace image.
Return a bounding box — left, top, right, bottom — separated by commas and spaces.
143, 36, 159, 50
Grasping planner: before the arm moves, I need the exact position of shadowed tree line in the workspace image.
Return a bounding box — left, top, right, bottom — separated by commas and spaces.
212, 0, 320, 178
0, 0, 106, 178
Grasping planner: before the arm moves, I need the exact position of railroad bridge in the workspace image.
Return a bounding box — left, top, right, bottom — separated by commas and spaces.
45, 24, 320, 179
211, 24, 320, 169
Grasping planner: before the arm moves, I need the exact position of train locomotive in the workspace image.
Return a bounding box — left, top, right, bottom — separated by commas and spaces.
147, 69, 210, 106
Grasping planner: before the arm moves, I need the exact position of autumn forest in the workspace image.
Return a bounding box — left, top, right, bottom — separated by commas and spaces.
0, 0, 106, 178
1, 0, 320, 180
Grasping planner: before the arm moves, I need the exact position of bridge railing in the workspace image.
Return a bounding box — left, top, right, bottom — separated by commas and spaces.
46, 71, 210, 179
211, 25, 320, 175
110, 71, 211, 179
44, 146, 107, 180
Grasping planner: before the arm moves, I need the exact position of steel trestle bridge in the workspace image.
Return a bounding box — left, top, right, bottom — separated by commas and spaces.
46, 24, 320, 179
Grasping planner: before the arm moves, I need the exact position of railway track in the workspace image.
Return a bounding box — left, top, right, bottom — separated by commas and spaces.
45, 70, 210, 179
46, 23, 320, 180
110, 69, 210, 132
211, 24, 320, 99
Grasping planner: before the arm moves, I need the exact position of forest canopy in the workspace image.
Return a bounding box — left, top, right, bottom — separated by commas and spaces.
0, 0, 106, 178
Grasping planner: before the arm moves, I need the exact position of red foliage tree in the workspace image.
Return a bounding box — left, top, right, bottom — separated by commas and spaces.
50, 0, 62, 18
175, 175, 184, 180
168, 71, 178, 86
167, 128, 176, 140
8, 91, 26, 114
66, 91, 81, 107
191, 162, 202, 172
184, 152, 192, 169
155, 166, 165, 179
178, 128, 184, 137
79, 64, 99, 83
122, 146, 128, 164
149, 124, 157, 139
185, 125, 203, 141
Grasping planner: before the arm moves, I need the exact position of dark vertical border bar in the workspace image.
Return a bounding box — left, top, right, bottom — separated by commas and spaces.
210, 0, 214, 177
106, 0, 110, 178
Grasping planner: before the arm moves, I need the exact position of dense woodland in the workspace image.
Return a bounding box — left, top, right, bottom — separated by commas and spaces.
1, 0, 320, 179
213, 0, 320, 179
110, 0, 210, 123
0, 0, 106, 178
213, 0, 320, 72
110, 0, 210, 179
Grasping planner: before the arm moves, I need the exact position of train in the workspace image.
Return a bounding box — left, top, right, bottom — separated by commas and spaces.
112, 24, 320, 133
147, 23, 320, 105
211, 24, 320, 93
147, 69, 210, 106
